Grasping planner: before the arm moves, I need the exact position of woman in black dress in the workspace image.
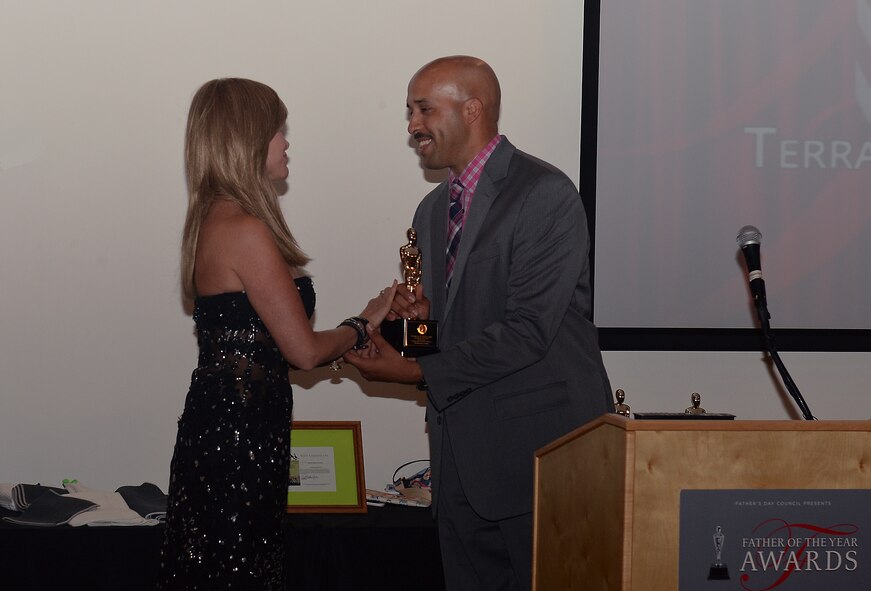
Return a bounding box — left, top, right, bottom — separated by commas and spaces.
158, 78, 395, 590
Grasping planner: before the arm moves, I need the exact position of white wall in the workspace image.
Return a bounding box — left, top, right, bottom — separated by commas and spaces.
0, 0, 584, 491
1, 1, 869, 495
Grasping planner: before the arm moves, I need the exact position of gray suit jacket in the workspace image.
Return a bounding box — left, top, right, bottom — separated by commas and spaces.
415, 137, 613, 520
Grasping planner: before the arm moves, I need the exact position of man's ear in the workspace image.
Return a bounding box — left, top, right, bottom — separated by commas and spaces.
464, 98, 483, 124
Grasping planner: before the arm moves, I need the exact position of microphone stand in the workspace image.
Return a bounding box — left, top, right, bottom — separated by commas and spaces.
753, 298, 816, 420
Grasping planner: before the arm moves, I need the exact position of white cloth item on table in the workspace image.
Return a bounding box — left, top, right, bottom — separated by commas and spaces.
63, 483, 159, 527
0, 484, 15, 511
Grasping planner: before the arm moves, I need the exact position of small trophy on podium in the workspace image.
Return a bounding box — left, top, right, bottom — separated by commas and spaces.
381, 228, 439, 357
614, 389, 631, 417
685, 392, 706, 415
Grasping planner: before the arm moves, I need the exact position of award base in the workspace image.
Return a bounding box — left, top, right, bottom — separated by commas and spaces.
381, 318, 439, 357
707, 564, 730, 580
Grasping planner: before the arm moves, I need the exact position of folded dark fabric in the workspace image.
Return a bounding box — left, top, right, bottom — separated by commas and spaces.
116, 482, 168, 520
3, 490, 96, 526
11, 483, 68, 511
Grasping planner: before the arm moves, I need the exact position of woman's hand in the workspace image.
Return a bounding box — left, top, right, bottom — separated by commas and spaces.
359, 281, 399, 327
343, 324, 423, 384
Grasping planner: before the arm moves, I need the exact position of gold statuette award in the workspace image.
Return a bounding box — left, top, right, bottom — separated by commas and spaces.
382, 228, 439, 357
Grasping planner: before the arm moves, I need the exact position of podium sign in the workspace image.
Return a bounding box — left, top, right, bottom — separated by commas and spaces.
679, 489, 871, 590
532, 416, 871, 590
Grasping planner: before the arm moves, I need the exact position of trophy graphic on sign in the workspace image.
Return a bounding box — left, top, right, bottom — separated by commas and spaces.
708, 525, 731, 580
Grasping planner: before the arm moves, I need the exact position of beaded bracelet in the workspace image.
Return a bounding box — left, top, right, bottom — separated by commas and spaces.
338, 316, 369, 349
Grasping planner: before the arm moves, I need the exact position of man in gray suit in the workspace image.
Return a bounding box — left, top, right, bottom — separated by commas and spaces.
345, 55, 613, 590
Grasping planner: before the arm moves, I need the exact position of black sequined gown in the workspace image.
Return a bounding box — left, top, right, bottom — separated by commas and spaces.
158, 277, 315, 590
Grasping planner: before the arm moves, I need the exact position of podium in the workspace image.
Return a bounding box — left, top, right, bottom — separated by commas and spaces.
531, 415, 871, 590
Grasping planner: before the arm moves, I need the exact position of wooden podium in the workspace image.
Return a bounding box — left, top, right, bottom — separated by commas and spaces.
531, 415, 871, 590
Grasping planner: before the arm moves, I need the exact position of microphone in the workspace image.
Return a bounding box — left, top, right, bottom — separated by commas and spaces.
736, 225, 766, 306
735, 225, 815, 420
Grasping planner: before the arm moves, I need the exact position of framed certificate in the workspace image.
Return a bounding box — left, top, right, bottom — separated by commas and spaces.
286, 421, 366, 513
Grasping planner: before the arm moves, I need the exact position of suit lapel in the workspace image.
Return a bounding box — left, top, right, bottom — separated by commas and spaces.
444, 139, 515, 316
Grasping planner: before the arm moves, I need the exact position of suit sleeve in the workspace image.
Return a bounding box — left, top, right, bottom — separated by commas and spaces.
418, 172, 590, 411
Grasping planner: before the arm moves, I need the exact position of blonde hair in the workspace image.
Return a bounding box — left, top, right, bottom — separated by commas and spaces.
180, 78, 309, 300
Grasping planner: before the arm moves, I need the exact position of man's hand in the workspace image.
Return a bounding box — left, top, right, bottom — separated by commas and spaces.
386, 283, 431, 321
343, 325, 424, 384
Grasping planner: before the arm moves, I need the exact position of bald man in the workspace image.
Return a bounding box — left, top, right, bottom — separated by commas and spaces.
345, 56, 613, 590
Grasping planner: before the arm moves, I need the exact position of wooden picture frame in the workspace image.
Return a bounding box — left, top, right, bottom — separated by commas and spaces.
286, 420, 366, 513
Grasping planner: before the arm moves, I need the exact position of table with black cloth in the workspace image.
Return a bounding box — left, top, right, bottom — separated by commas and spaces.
0, 504, 445, 590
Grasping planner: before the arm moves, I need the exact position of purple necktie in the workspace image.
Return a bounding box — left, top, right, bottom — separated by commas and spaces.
445, 179, 465, 288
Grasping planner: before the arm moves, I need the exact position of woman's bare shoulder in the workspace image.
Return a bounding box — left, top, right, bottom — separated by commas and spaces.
195, 200, 283, 295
